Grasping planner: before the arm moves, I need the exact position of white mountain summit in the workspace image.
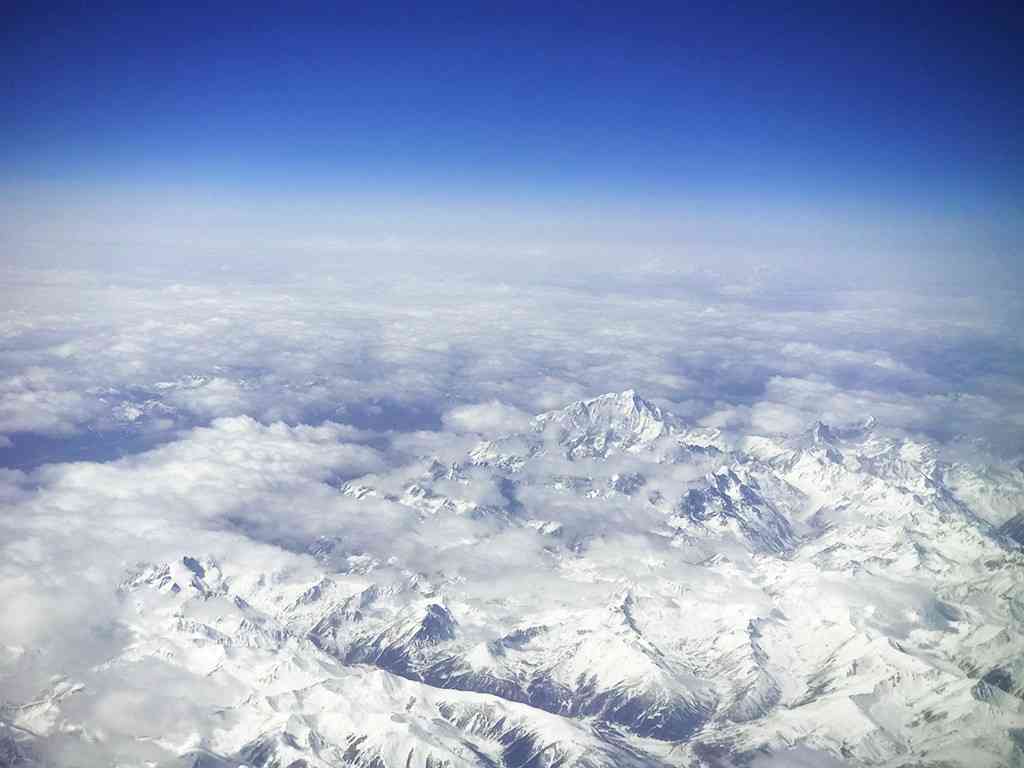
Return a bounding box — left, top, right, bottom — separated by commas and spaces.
2, 392, 1023, 767
532, 389, 686, 457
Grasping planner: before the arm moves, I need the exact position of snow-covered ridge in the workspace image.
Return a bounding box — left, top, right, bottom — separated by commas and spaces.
2, 391, 1023, 767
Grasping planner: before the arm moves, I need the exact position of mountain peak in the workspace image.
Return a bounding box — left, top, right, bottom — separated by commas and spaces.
597, 389, 645, 409
616, 388, 640, 404
809, 420, 837, 445
533, 391, 684, 458
548, 390, 665, 422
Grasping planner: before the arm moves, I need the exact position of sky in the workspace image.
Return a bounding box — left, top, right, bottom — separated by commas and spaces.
2, 1, 1022, 281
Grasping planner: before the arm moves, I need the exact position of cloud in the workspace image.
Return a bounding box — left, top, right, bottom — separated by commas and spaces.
748, 400, 809, 435
0, 367, 98, 435
0, 263, 1021, 765
442, 400, 533, 435
2, 266, 1021, 459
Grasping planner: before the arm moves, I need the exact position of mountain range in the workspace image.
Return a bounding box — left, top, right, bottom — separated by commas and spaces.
2, 391, 1023, 767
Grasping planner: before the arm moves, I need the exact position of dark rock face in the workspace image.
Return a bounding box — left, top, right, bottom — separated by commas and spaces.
417, 604, 458, 644
678, 471, 795, 553
979, 666, 1024, 702
0, 732, 35, 767
982, 666, 1014, 693
683, 488, 712, 521
569, 686, 711, 740
342, 603, 458, 673
490, 625, 549, 653
998, 512, 1024, 545
609, 472, 646, 495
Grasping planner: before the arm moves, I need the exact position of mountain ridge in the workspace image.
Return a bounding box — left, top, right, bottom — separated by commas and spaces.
2, 391, 1022, 767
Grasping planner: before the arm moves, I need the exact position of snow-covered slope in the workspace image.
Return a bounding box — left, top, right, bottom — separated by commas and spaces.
2, 392, 1023, 767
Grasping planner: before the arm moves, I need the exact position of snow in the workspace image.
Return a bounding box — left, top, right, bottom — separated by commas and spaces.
3, 391, 1023, 766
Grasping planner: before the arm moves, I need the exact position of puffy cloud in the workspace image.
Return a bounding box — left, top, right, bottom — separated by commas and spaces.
0, 367, 99, 435
442, 400, 533, 435
748, 399, 810, 435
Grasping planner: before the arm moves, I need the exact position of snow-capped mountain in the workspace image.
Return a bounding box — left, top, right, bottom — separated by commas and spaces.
2, 391, 1023, 767
532, 389, 687, 458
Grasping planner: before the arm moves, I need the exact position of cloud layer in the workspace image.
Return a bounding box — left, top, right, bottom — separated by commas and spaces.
1, 265, 1020, 460
0, 263, 1021, 766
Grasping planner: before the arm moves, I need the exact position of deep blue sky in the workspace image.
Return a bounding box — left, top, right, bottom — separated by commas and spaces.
2, 1, 1022, 271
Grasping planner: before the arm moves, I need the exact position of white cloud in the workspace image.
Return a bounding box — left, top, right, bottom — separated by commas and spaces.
442, 400, 533, 435
749, 400, 808, 435
2, 267, 1021, 454
0, 367, 98, 436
